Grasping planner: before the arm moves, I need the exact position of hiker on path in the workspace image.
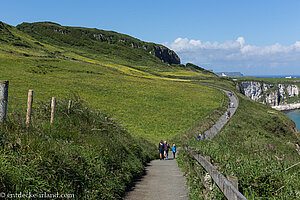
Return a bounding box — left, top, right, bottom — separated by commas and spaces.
197, 133, 201, 140
164, 141, 168, 159
228, 110, 231, 118
228, 102, 231, 108
166, 142, 170, 158
158, 140, 164, 160
172, 144, 176, 159
231, 102, 234, 108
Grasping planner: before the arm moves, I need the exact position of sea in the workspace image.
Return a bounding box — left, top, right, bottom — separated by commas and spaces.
248, 75, 300, 130
283, 110, 300, 130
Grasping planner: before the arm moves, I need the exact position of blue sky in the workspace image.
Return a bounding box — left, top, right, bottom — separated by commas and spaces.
1, 0, 300, 75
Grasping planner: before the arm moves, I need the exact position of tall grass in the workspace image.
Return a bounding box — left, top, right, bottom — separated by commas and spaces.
0, 100, 156, 199
185, 94, 300, 199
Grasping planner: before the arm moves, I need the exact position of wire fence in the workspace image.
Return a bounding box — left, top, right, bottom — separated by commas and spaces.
0, 81, 63, 128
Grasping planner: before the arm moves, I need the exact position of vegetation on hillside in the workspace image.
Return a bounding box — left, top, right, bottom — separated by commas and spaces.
16, 21, 181, 66
0, 100, 156, 199
0, 21, 221, 143
180, 90, 300, 199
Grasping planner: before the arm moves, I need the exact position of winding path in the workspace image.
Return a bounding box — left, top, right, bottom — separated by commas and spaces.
124, 90, 238, 200
206, 90, 238, 139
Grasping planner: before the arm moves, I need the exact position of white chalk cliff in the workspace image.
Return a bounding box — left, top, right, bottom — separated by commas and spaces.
238, 81, 300, 109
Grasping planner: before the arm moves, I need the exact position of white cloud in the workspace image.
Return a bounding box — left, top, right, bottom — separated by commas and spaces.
164, 37, 300, 75
236, 37, 245, 46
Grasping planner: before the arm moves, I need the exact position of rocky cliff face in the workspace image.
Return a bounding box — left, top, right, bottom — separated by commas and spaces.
239, 81, 264, 101
238, 81, 299, 106
92, 33, 180, 64
286, 85, 299, 97
153, 45, 180, 64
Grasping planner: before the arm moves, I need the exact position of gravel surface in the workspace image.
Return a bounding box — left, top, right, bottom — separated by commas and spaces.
124, 157, 188, 200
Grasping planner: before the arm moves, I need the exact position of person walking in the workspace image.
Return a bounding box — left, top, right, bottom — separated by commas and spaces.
166, 142, 170, 158
164, 141, 168, 159
158, 140, 164, 160
228, 110, 231, 118
172, 144, 176, 159
197, 133, 201, 140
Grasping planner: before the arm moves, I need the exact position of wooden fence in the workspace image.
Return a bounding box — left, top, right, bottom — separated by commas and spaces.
0, 81, 58, 128
185, 148, 247, 200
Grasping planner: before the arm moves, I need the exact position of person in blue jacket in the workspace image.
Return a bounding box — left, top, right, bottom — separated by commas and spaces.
197, 133, 201, 140
172, 144, 176, 159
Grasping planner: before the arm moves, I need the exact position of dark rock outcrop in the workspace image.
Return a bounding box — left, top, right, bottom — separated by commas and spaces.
153, 45, 180, 65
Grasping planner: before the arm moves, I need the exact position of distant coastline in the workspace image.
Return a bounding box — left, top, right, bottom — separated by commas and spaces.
245, 75, 300, 78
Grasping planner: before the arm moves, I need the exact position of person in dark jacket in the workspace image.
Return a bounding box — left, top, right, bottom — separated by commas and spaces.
166, 142, 170, 158
158, 140, 165, 160
164, 141, 168, 159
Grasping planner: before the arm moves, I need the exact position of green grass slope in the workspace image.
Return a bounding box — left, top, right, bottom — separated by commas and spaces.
182, 91, 300, 199
16, 22, 178, 69
0, 21, 222, 143
0, 100, 155, 199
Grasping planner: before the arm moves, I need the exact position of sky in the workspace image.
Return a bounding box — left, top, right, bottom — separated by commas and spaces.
1, 0, 300, 75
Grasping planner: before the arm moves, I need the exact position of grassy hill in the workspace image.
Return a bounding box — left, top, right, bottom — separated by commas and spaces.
0, 21, 221, 143
0, 21, 223, 199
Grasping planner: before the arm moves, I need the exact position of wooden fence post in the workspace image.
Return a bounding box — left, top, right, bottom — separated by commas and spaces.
68, 100, 72, 114
205, 156, 211, 163
0, 81, 9, 123
50, 97, 56, 123
227, 175, 239, 190
26, 90, 33, 129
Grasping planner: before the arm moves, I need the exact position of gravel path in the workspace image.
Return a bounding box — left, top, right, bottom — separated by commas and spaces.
124, 156, 188, 200
206, 90, 238, 139
124, 90, 238, 200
